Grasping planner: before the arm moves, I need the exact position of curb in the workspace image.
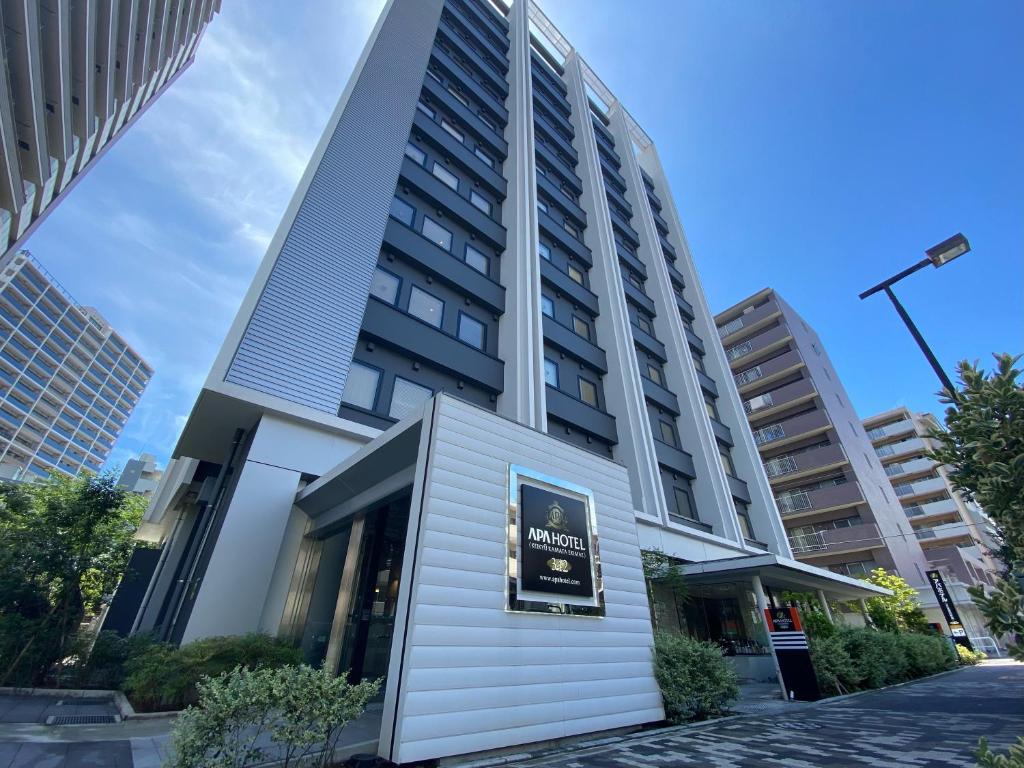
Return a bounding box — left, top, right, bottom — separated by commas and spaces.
0, 685, 177, 721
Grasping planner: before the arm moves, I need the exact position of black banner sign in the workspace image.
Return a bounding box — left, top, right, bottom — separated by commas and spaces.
519, 484, 595, 599
926, 569, 974, 651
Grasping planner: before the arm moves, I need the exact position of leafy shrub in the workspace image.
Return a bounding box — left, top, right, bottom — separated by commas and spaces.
977, 736, 1024, 768
123, 633, 302, 712
168, 665, 380, 768
653, 632, 738, 722
808, 634, 862, 695
69, 631, 160, 689
957, 644, 987, 665
810, 628, 956, 697
800, 610, 836, 639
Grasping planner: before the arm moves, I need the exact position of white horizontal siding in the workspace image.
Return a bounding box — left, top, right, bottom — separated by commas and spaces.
389, 397, 662, 763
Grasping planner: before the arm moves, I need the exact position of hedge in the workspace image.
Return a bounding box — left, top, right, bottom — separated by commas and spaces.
653, 632, 739, 722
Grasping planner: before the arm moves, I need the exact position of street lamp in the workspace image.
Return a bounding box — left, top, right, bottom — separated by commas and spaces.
858, 233, 971, 400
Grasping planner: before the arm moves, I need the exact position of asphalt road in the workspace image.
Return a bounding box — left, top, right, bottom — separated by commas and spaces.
507, 660, 1024, 768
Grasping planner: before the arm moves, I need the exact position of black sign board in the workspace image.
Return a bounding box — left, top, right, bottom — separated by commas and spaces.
765, 607, 821, 701
519, 484, 595, 599
768, 607, 796, 632
926, 570, 974, 651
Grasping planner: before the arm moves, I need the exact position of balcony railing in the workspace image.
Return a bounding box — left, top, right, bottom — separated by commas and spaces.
775, 481, 864, 517
789, 523, 883, 556
893, 476, 945, 499
866, 418, 915, 441
763, 443, 847, 480
753, 423, 785, 445
903, 497, 958, 520
718, 317, 744, 339
726, 340, 752, 361
735, 365, 763, 386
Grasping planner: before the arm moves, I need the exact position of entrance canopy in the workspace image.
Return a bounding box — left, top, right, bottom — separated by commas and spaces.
679, 553, 890, 602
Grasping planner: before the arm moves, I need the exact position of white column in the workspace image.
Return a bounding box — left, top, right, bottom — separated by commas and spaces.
496, 0, 546, 429
752, 573, 788, 700
561, 54, 664, 519
817, 589, 834, 622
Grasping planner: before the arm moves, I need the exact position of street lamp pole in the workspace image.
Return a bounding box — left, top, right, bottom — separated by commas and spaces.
859, 234, 971, 401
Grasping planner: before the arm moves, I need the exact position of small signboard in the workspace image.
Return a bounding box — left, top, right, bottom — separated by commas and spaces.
765, 606, 821, 701
507, 465, 603, 616
925, 570, 974, 651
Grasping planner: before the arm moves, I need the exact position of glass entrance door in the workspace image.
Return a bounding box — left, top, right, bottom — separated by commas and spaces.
338, 495, 410, 685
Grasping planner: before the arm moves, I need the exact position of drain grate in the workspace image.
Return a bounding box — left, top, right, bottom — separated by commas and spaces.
45, 714, 120, 726
56, 697, 113, 706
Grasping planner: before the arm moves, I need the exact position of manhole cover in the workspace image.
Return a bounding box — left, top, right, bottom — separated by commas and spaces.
45, 715, 120, 726
56, 697, 113, 706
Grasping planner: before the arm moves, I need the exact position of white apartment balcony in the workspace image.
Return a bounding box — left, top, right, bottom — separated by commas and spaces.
866, 418, 915, 442
903, 497, 959, 522
763, 443, 848, 484
775, 481, 864, 519
789, 523, 884, 558
875, 436, 926, 461
914, 522, 975, 548
883, 456, 935, 480
892, 476, 946, 501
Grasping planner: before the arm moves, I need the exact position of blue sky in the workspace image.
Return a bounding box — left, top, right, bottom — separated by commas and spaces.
22, 1, 1023, 472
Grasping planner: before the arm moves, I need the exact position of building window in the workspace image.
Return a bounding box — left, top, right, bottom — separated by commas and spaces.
421, 217, 452, 251
658, 419, 678, 447
426, 68, 443, 84
390, 196, 415, 227
720, 450, 736, 477
340, 362, 380, 410
541, 295, 554, 318
564, 221, 579, 238
538, 242, 551, 261
645, 362, 663, 386
448, 86, 469, 107
404, 142, 426, 165
735, 501, 755, 540
692, 353, 706, 373
464, 245, 488, 275
432, 162, 459, 191
579, 377, 598, 407
567, 264, 584, 285
369, 267, 399, 305
408, 286, 444, 328
441, 119, 464, 143
572, 315, 590, 340
704, 397, 719, 420
470, 191, 492, 215
416, 100, 435, 119
672, 482, 697, 522
390, 377, 432, 420
536, 199, 548, 214
474, 147, 494, 168
635, 314, 653, 335
457, 313, 485, 349
544, 358, 558, 387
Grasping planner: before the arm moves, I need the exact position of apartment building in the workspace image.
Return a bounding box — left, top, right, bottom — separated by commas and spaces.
715, 289, 933, 585
118, 451, 163, 497
0, 250, 151, 479
122, 2, 882, 762
864, 407, 1002, 589
0, 0, 220, 259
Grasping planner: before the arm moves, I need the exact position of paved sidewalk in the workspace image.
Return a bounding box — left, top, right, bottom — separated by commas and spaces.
504, 660, 1024, 768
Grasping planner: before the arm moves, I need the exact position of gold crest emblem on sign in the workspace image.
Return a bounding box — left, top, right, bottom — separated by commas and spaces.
547, 558, 571, 573
546, 501, 569, 531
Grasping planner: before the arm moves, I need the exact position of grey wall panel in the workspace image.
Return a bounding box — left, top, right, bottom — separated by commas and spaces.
225, 0, 444, 413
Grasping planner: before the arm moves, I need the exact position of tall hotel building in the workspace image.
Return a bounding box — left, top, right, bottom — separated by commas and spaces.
0, 250, 151, 479
127, 2, 880, 762
0, 0, 220, 259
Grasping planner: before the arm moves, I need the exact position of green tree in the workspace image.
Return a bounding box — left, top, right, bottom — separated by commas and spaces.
927, 353, 1024, 660
860, 568, 930, 633
0, 473, 145, 685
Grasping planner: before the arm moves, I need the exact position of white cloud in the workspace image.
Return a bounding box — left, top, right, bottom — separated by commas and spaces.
20, 1, 384, 472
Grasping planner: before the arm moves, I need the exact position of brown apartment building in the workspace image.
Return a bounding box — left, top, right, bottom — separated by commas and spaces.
714, 290, 935, 582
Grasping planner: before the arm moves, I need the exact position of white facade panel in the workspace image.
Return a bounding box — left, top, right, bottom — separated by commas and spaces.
384, 396, 662, 764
